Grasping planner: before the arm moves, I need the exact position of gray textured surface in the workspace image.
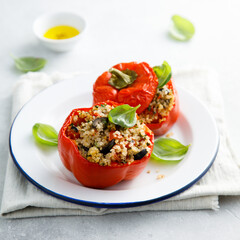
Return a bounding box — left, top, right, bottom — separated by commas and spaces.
1, 0, 240, 239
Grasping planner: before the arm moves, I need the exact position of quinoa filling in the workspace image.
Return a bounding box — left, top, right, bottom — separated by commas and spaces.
65, 103, 152, 166
139, 85, 175, 124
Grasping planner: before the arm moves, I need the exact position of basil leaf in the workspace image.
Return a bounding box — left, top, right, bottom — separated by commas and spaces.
108, 104, 140, 128
108, 68, 138, 89
32, 123, 58, 146
153, 61, 172, 88
151, 137, 190, 161
13, 56, 47, 73
169, 15, 195, 41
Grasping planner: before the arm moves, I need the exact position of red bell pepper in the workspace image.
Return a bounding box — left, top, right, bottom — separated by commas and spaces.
58, 101, 154, 189
93, 62, 159, 114
92, 62, 179, 136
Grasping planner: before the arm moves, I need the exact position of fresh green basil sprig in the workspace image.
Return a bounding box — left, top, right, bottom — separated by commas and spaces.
169, 15, 195, 41
153, 61, 172, 88
108, 68, 138, 89
151, 137, 190, 162
108, 104, 140, 128
12, 55, 47, 73
32, 123, 58, 146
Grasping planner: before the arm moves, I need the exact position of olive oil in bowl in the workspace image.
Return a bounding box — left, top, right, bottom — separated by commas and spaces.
44, 25, 80, 40
33, 12, 86, 51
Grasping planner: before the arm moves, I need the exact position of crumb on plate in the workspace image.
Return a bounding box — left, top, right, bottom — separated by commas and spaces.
166, 132, 174, 138
156, 174, 165, 180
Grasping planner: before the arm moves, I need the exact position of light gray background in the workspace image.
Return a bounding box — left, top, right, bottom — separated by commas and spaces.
1, 0, 240, 239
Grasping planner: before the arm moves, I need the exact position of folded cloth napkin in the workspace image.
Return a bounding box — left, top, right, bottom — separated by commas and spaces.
1, 68, 240, 218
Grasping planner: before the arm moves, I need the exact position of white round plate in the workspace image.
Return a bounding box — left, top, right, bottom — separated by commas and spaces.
9, 74, 219, 208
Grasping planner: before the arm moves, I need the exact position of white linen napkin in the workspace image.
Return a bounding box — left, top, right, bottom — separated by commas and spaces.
1, 68, 240, 218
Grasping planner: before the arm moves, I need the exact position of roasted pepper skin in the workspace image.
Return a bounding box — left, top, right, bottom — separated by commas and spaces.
58, 101, 154, 189
146, 79, 180, 136
93, 62, 159, 114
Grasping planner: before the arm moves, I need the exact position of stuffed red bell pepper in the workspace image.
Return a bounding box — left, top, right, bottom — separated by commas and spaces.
93, 61, 179, 136
58, 100, 154, 189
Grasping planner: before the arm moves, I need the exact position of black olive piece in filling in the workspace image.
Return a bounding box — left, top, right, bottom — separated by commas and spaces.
134, 149, 148, 160
82, 145, 89, 152
116, 124, 125, 131
100, 139, 115, 155
70, 124, 78, 133
78, 145, 89, 152
92, 117, 108, 129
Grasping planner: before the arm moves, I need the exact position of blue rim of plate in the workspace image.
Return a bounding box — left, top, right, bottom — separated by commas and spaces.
9, 106, 220, 208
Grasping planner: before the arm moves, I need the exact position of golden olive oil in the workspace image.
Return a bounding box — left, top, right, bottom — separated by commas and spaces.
44, 26, 80, 40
